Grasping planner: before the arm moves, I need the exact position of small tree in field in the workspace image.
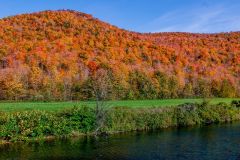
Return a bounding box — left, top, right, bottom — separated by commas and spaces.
88, 62, 112, 134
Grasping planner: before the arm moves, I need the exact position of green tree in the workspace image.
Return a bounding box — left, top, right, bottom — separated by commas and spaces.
194, 79, 212, 98
182, 83, 194, 98
154, 71, 170, 99
219, 80, 236, 98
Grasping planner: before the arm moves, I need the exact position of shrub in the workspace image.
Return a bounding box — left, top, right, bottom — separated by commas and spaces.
57, 106, 96, 133
232, 100, 240, 108
1, 102, 240, 142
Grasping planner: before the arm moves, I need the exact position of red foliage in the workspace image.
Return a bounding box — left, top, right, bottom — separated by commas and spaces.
88, 61, 98, 73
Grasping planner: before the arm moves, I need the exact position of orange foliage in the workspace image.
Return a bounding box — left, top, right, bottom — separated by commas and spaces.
0, 10, 239, 99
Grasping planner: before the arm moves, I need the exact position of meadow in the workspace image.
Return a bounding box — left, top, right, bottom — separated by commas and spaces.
0, 98, 239, 112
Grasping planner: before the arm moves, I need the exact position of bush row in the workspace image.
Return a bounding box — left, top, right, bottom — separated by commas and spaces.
1, 101, 240, 142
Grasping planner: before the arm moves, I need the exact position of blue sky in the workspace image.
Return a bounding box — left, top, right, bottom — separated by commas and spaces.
0, 0, 240, 33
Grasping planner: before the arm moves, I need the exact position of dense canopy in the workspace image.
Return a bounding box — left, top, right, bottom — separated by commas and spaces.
0, 10, 239, 100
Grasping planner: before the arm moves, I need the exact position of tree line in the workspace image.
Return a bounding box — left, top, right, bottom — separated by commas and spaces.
0, 66, 238, 101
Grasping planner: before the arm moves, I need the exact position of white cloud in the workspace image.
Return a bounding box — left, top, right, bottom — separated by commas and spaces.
138, 4, 240, 33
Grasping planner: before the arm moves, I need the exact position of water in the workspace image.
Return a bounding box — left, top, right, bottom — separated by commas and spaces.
1, 123, 240, 160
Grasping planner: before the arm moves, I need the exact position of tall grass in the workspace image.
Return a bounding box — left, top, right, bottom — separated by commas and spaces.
104, 101, 240, 132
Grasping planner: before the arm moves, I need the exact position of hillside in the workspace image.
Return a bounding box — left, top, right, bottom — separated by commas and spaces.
0, 10, 239, 100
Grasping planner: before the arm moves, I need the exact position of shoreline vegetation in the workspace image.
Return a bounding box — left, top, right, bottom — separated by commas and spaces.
1, 100, 240, 144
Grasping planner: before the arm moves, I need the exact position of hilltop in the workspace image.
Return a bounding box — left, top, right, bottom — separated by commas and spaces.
0, 10, 239, 100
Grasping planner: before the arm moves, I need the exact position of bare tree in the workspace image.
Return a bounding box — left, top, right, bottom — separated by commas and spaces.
90, 68, 112, 135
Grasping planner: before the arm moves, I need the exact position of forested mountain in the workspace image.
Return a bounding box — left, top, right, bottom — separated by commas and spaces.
0, 10, 239, 100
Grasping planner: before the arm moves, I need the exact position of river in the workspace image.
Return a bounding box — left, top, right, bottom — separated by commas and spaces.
1, 123, 240, 160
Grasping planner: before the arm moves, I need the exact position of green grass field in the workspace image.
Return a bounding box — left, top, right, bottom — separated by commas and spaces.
0, 98, 239, 112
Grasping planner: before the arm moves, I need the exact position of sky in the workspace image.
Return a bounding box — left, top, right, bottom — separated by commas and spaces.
0, 0, 240, 33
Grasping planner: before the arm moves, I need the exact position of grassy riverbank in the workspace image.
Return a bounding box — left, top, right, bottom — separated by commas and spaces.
1, 101, 240, 143
0, 98, 239, 112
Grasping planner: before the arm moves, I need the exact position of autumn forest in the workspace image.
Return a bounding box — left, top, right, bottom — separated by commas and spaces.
0, 10, 239, 101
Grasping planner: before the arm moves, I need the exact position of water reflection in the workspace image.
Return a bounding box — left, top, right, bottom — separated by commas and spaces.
1, 123, 240, 160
